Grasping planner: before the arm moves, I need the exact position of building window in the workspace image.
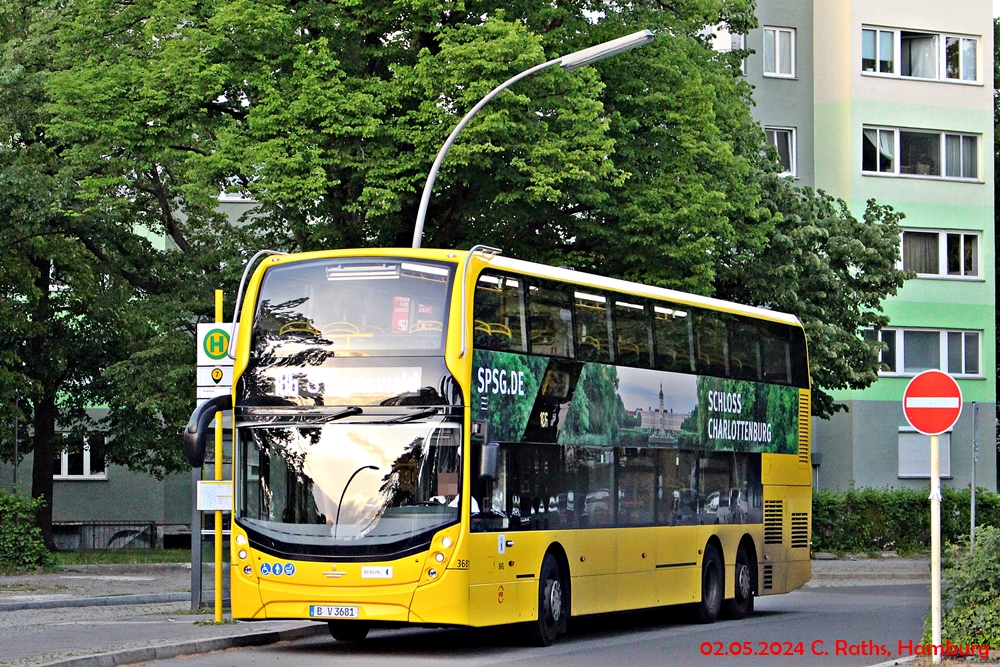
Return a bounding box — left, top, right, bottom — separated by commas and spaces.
863, 127, 979, 180
710, 28, 747, 74
53, 433, 107, 479
862, 28, 894, 73
732, 32, 747, 75
867, 328, 981, 377
901, 31, 938, 78
899, 130, 940, 175
862, 27, 978, 83
862, 128, 894, 172
898, 429, 951, 479
763, 27, 795, 77
765, 127, 796, 175
945, 36, 978, 81
901, 230, 980, 278
945, 134, 978, 178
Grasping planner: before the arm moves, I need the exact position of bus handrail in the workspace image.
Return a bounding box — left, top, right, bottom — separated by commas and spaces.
460, 245, 502, 358
227, 249, 288, 360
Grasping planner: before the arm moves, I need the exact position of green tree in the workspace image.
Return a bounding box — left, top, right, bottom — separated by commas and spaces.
0, 0, 135, 544
0, 0, 224, 544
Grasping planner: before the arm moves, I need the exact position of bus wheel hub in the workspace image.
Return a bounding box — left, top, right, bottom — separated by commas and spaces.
549, 580, 563, 622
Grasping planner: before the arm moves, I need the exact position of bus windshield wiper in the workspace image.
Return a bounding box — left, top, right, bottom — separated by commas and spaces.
241, 405, 363, 424
315, 406, 364, 423
385, 407, 440, 423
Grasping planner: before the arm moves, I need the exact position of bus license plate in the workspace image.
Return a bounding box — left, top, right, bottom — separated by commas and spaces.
310, 605, 359, 619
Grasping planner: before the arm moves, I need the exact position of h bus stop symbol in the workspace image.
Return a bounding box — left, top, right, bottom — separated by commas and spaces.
203, 329, 230, 361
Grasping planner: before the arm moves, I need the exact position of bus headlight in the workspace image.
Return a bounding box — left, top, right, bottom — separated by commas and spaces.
238, 550, 248, 560
435, 552, 445, 563
428, 568, 438, 579
235, 534, 247, 546
442, 537, 452, 548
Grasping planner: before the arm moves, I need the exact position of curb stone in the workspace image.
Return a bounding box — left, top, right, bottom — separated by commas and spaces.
54, 564, 192, 573
0, 593, 191, 612
33, 623, 328, 667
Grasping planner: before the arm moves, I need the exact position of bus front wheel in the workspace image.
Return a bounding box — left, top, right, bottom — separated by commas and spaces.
695, 544, 723, 624
524, 554, 566, 646
328, 621, 370, 642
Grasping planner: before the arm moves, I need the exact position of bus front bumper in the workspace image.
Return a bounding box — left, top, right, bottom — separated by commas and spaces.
231, 565, 471, 625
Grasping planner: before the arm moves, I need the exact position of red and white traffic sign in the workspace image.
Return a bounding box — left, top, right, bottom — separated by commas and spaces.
902, 370, 963, 436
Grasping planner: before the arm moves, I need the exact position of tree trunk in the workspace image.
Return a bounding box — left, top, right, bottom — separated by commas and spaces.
27, 255, 57, 550
30, 390, 57, 550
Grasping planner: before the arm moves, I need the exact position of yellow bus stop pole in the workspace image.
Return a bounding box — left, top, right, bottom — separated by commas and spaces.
214, 290, 224, 624
930, 433, 941, 664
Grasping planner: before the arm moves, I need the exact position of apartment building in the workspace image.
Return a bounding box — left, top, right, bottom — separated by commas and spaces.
741, 0, 996, 491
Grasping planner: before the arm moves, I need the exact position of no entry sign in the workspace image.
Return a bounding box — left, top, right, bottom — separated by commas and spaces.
902, 370, 963, 436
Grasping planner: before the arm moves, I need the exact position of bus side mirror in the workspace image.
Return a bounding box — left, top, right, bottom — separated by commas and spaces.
479, 442, 499, 480
182, 394, 233, 467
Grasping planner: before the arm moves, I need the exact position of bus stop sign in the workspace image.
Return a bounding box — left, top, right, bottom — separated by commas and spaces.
903, 370, 962, 436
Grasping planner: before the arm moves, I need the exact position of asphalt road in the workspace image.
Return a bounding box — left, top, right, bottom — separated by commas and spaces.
144, 583, 929, 667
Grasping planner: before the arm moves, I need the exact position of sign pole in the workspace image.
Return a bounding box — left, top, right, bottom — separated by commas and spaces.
930, 433, 941, 665
901, 369, 961, 667
214, 290, 224, 624
12, 390, 18, 493
971, 402, 978, 550
190, 467, 202, 611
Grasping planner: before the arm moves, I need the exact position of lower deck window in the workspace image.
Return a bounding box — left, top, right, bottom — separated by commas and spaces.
471, 444, 763, 532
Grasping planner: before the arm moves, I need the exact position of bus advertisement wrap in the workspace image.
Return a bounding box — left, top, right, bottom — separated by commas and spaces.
472, 350, 799, 454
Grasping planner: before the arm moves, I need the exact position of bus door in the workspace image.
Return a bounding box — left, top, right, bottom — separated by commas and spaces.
468, 441, 523, 626
654, 448, 701, 606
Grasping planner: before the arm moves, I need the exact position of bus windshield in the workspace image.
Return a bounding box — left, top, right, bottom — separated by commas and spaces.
239, 419, 461, 559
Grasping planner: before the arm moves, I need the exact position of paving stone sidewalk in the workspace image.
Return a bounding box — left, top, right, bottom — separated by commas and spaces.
0, 564, 323, 667
807, 557, 931, 587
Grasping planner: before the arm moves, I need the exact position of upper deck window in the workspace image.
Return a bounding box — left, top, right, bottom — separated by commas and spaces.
527, 282, 575, 358
472, 271, 809, 388
251, 258, 454, 359
473, 274, 526, 352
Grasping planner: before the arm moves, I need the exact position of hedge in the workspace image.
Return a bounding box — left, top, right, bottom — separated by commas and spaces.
922, 525, 1000, 647
0, 489, 53, 572
812, 487, 1000, 555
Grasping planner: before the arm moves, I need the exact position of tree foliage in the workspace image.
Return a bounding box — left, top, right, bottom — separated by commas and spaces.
0, 490, 53, 571
0, 0, 910, 539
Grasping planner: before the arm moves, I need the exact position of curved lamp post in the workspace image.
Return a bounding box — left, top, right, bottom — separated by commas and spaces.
333, 465, 379, 540
411, 29, 655, 248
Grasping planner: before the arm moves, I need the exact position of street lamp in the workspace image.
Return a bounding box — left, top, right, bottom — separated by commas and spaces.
333, 465, 379, 540
411, 29, 655, 248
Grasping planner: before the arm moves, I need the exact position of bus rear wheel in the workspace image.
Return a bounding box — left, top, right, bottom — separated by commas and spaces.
695, 544, 723, 624
524, 554, 566, 646
328, 621, 370, 642
723, 545, 754, 620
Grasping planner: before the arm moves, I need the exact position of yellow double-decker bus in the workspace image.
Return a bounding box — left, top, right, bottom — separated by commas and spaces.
184, 246, 812, 646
